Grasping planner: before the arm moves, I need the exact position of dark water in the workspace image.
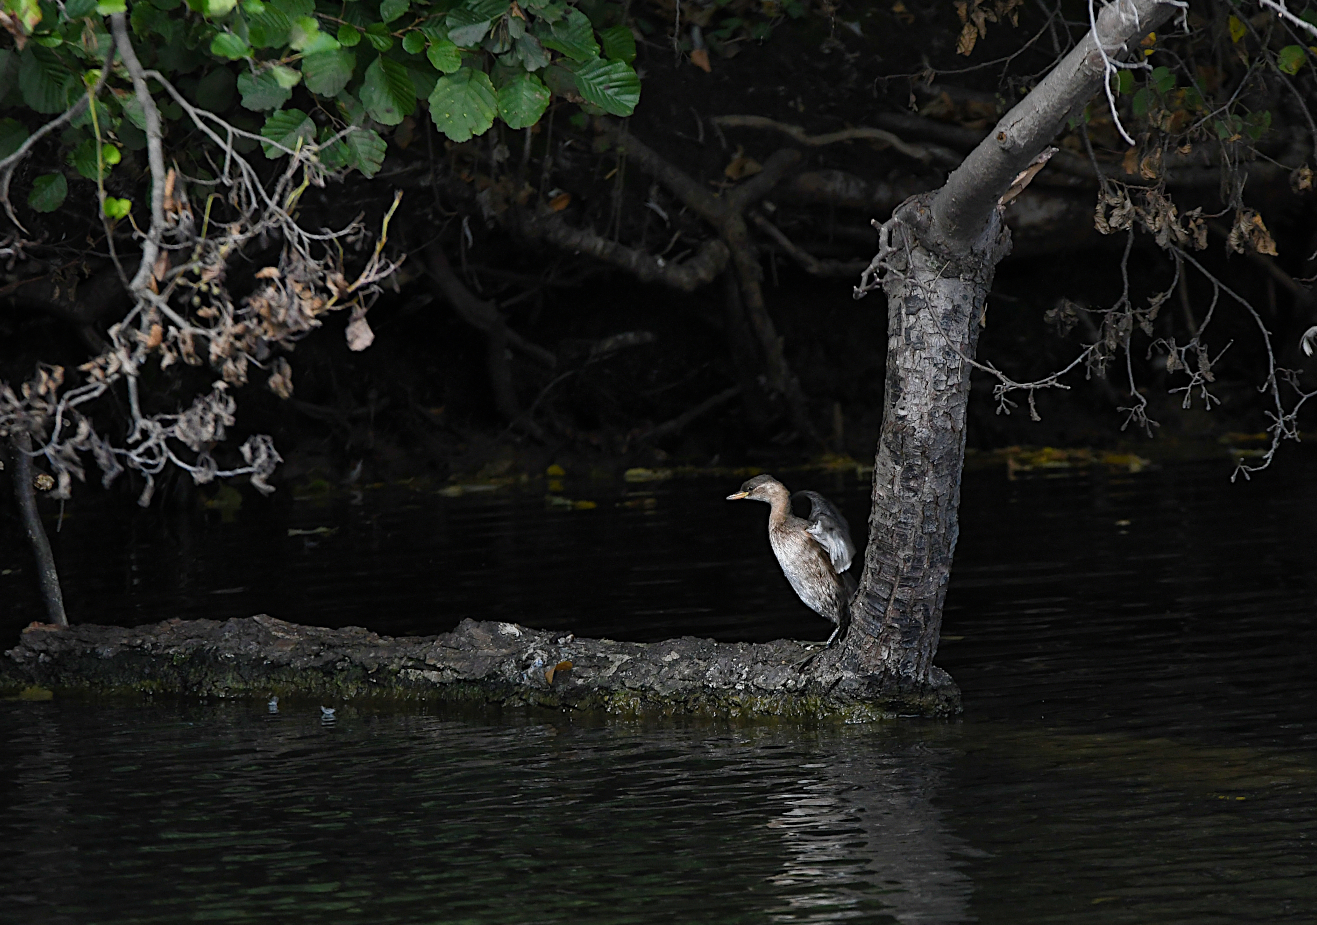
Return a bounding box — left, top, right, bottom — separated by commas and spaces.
2, 455, 1316, 923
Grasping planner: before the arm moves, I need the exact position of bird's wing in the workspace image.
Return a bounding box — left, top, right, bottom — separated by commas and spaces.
796, 490, 856, 573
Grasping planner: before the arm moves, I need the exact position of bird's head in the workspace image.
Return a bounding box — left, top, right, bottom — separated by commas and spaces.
726, 473, 787, 504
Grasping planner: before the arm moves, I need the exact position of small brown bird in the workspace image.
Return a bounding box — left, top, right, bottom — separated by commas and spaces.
726, 474, 857, 645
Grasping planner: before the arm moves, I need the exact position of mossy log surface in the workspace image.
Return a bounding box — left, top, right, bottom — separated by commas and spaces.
1, 615, 961, 720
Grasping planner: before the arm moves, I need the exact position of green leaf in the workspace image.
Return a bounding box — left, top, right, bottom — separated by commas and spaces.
467, 0, 509, 17
447, 8, 492, 46
204, 0, 237, 17
121, 92, 148, 130
70, 138, 103, 179
426, 36, 461, 73
96, 0, 127, 13
1277, 45, 1307, 76
538, 8, 597, 62
248, 10, 291, 47
1131, 87, 1149, 117
302, 48, 356, 96
260, 107, 315, 157
571, 57, 639, 116
511, 32, 549, 71
28, 173, 68, 213
0, 118, 29, 160
270, 0, 312, 15
364, 22, 394, 51
103, 196, 132, 219
290, 16, 340, 53
69, 96, 111, 131
527, 0, 565, 22
323, 125, 387, 176
65, 0, 98, 17
497, 70, 549, 129
402, 31, 426, 54
1115, 68, 1134, 95
210, 33, 252, 59
1227, 14, 1246, 44
238, 67, 294, 110
19, 46, 75, 114
1150, 65, 1175, 93
379, 0, 409, 24
427, 66, 496, 142
337, 23, 361, 47
360, 54, 415, 125
599, 24, 635, 63
407, 64, 436, 100
130, 2, 164, 37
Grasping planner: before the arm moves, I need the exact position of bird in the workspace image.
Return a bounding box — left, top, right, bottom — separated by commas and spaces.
726, 474, 857, 645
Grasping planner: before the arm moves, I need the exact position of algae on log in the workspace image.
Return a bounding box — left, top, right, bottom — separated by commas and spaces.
1, 615, 960, 720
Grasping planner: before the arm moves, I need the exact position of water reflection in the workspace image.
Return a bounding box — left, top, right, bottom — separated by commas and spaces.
768, 731, 975, 924
3, 454, 1317, 921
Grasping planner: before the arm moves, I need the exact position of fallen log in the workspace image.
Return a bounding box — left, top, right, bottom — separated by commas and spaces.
1, 615, 961, 720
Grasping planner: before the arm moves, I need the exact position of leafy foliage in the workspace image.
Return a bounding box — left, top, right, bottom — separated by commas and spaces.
0, 0, 644, 216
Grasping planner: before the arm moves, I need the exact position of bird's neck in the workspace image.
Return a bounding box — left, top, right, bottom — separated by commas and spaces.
766, 493, 791, 527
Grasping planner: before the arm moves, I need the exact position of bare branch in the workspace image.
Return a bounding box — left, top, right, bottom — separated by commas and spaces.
709, 115, 953, 165
932, 0, 1178, 244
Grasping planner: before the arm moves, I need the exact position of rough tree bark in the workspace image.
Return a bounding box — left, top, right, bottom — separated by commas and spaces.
3, 433, 68, 627
838, 0, 1178, 682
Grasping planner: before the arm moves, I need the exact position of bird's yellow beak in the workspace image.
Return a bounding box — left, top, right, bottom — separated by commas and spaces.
726, 491, 748, 500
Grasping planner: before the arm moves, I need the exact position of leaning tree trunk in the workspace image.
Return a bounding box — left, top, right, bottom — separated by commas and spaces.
840, 0, 1177, 681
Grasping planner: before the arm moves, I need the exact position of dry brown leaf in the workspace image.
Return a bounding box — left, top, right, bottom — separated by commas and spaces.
1122, 147, 1140, 175
255, 266, 281, 280
1138, 148, 1162, 181
144, 323, 163, 350
152, 250, 169, 285
345, 315, 375, 351
956, 20, 978, 55
890, 1, 914, 25
1227, 209, 1278, 256
690, 48, 712, 72
548, 192, 571, 211
724, 149, 762, 180
1293, 165, 1313, 192
267, 357, 293, 399
999, 147, 1055, 206
163, 168, 177, 215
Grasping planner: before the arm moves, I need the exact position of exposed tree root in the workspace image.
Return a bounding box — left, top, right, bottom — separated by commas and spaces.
420, 244, 553, 440
1, 615, 962, 720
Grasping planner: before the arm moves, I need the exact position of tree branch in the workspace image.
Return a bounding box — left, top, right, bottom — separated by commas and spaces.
420, 243, 557, 367
513, 208, 729, 291
750, 212, 871, 278
709, 115, 954, 166
109, 12, 167, 295
931, 0, 1177, 244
